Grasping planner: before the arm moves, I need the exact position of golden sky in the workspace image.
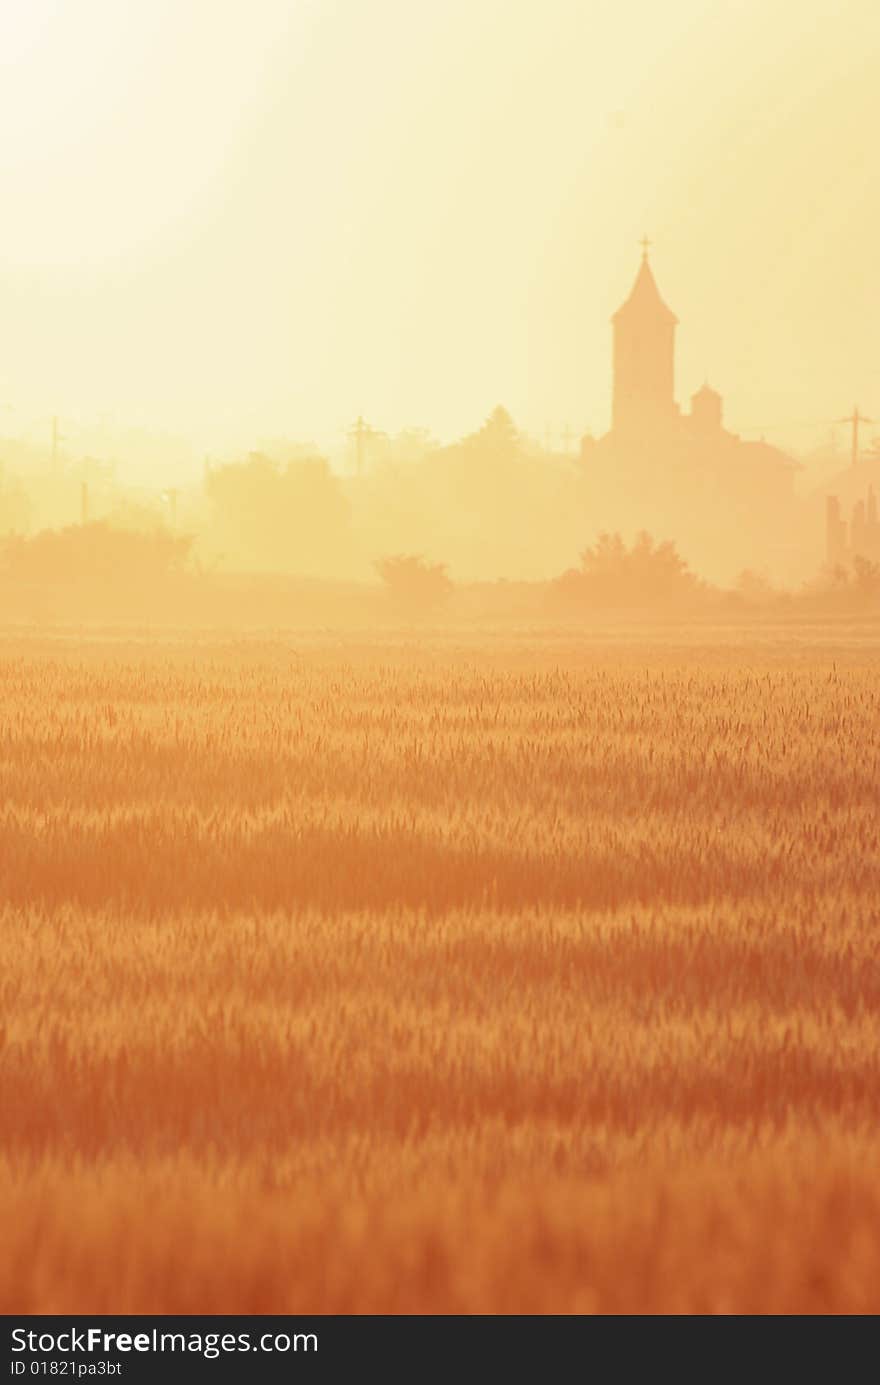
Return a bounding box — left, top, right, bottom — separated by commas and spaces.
0, 0, 877, 463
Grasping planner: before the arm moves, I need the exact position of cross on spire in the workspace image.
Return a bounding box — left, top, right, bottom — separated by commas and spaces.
639, 234, 652, 262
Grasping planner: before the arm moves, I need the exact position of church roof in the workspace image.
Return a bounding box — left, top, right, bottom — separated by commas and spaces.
612, 256, 678, 326
737, 439, 801, 471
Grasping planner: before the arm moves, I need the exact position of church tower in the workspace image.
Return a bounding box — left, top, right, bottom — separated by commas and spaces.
611, 241, 678, 437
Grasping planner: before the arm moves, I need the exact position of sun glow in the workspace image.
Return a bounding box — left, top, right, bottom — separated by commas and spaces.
0, 0, 63, 58
0, 1, 877, 463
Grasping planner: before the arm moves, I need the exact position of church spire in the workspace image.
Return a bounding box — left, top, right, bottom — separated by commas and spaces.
611, 245, 679, 435
612, 246, 678, 326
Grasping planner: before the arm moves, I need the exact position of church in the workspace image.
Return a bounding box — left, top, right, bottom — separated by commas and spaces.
578, 245, 799, 579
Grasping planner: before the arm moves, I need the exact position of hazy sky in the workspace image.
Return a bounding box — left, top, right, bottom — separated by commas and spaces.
0, 0, 877, 470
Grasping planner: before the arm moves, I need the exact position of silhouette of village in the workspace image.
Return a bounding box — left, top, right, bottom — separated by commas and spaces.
0, 241, 877, 619
581, 242, 878, 580
579, 241, 800, 580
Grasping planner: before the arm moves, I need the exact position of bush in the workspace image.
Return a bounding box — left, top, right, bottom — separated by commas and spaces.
0, 522, 192, 584
552, 531, 704, 609
374, 554, 453, 614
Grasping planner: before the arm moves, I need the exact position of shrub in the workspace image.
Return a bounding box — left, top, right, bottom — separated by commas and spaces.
553, 531, 704, 608
374, 554, 453, 613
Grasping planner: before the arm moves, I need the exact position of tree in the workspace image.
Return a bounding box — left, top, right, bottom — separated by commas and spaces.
0, 522, 191, 584
852, 554, 880, 598
0, 472, 32, 535
735, 569, 777, 604
204, 452, 351, 576
374, 554, 453, 614
553, 531, 704, 607
473, 405, 519, 457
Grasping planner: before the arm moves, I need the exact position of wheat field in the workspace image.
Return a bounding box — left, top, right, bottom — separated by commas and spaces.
2, 630, 879, 1314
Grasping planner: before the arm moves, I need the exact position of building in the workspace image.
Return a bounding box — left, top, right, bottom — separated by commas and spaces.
826, 488, 880, 568
611, 250, 678, 439
578, 246, 800, 580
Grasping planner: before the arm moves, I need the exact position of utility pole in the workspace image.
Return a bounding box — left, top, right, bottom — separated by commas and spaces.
838, 405, 874, 468
51, 415, 66, 472
165, 488, 179, 529
348, 416, 372, 477
81, 481, 89, 525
